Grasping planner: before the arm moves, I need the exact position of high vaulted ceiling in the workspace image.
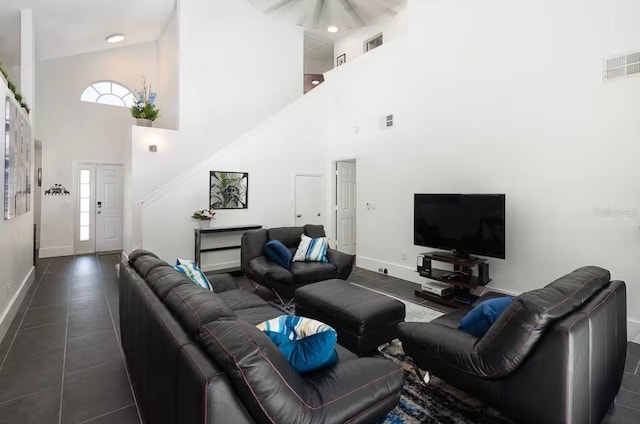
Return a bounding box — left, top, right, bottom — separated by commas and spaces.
249, 0, 407, 41
0, 0, 176, 67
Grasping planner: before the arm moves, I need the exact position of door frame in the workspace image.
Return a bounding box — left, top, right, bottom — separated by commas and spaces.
292, 173, 324, 226
72, 161, 124, 254
332, 159, 357, 252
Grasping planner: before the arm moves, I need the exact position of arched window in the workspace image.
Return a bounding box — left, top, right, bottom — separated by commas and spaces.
80, 81, 135, 108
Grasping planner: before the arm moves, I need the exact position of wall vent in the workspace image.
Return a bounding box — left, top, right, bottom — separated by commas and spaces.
603, 51, 640, 81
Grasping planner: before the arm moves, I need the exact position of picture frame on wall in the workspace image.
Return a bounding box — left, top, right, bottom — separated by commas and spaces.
337, 53, 346, 67
209, 171, 248, 209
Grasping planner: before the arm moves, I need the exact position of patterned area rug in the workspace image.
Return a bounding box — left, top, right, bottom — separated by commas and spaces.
268, 283, 512, 424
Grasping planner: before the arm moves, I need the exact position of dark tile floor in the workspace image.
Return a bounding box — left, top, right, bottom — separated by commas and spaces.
0, 257, 638, 423
0, 254, 139, 424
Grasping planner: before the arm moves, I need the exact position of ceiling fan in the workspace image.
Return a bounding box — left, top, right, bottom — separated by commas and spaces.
248, 0, 406, 32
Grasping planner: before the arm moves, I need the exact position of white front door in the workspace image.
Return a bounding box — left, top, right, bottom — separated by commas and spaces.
336, 161, 356, 255
294, 174, 323, 226
95, 164, 124, 252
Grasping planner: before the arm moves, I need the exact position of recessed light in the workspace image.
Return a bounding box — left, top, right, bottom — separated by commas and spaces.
327, 26, 338, 33
311, 80, 320, 85
105, 34, 125, 44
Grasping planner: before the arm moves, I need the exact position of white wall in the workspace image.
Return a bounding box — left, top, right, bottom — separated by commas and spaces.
323, 0, 640, 322
36, 43, 157, 257
305, 58, 334, 75
0, 80, 35, 344
333, 7, 408, 66
177, 0, 303, 165
155, 9, 179, 130
138, 88, 327, 269
20, 9, 35, 126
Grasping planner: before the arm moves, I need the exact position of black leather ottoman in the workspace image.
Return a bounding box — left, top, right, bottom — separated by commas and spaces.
295, 279, 406, 355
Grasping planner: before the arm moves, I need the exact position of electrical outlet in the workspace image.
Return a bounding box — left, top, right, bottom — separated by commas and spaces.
378, 267, 383, 273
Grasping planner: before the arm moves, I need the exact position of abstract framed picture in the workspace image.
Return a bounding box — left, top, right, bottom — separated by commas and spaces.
337, 53, 346, 67
209, 171, 248, 209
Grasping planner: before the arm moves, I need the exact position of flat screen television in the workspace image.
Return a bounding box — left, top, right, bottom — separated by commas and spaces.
414, 194, 506, 259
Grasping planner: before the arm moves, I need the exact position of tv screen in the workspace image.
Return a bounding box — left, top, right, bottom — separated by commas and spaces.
414, 194, 506, 259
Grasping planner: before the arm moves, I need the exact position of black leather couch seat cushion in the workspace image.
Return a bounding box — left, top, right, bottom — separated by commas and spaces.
165, 284, 236, 334
217, 289, 270, 311
248, 257, 294, 284
295, 280, 406, 335
289, 262, 337, 284
234, 306, 283, 325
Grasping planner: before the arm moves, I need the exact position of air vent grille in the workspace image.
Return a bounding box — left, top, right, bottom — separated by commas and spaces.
604, 51, 640, 81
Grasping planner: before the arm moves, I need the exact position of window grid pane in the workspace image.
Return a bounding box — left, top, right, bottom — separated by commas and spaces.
80, 226, 90, 241
80, 81, 133, 109
80, 184, 90, 198
80, 198, 90, 212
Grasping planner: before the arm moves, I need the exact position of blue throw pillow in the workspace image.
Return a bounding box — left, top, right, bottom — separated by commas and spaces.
172, 259, 213, 291
459, 296, 514, 337
256, 315, 338, 373
264, 240, 293, 269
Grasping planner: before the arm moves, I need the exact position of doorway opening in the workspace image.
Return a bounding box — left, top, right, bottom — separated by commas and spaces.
334, 160, 356, 255
74, 162, 124, 254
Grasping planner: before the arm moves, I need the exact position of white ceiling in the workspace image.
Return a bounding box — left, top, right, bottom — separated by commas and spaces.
0, 0, 176, 66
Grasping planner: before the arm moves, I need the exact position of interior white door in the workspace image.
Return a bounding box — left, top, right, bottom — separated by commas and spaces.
95, 164, 124, 252
336, 161, 356, 255
295, 174, 323, 226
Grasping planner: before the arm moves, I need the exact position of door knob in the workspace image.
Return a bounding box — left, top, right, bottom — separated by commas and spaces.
296, 214, 302, 218
317, 213, 321, 217
97, 211, 102, 215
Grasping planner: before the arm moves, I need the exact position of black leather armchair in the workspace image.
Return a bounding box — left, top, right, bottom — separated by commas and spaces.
398, 267, 627, 424
241, 225, 355, 299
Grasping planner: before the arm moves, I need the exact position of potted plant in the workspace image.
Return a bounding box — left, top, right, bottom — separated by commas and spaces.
130, 76, 159, 127
192, 209, 216, 228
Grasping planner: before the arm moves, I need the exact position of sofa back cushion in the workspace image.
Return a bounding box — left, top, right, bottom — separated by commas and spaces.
165, 284, 236, 334
130, 253, 169, 278
198, 319, 318, 424
268, 227, 304, 248
476, 266, 611, 378
146, 266, 194, 300
304, 225, 326, 238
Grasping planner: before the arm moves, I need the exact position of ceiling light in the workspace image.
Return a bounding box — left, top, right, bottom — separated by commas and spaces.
327, 26, 339, 33
105, 34, 125, 44
311, 80, 320, 85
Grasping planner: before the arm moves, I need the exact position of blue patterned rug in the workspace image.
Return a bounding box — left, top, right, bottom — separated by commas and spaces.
267, 300, 511, 424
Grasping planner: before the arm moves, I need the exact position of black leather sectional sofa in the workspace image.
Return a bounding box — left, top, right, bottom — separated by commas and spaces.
399, 266, 627, 424
119, 250, 404, 424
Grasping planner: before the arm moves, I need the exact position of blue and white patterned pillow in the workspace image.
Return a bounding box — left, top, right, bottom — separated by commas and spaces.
172, 258, 213, 291
292, 235, 328, 263
257, 315, 338, 372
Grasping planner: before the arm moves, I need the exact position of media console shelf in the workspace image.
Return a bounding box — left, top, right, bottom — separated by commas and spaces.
414, 252, 490, 308
194, 225, 262, 272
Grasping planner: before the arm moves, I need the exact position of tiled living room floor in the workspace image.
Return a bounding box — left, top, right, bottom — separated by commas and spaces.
0, 255, 638, 423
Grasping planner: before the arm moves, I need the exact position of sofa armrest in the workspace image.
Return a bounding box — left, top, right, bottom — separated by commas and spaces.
398, 322, 488, 376
305, 357, 404, 422
325, 248, 355, 279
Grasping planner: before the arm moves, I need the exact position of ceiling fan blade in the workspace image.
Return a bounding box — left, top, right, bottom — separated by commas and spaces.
339, 0, 366, 27
265, 0, 297, 14
312, 0, 326, 27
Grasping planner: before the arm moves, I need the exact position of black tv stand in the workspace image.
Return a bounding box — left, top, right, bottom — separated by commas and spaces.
431, 251, 476, 263
415, 251, 490, 308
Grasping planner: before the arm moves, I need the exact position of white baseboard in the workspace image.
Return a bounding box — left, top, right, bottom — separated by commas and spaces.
39, 246, 74, 258
0, 267, 36, 345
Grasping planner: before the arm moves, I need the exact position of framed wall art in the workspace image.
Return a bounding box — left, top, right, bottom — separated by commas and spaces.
209, 171, 248, 209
